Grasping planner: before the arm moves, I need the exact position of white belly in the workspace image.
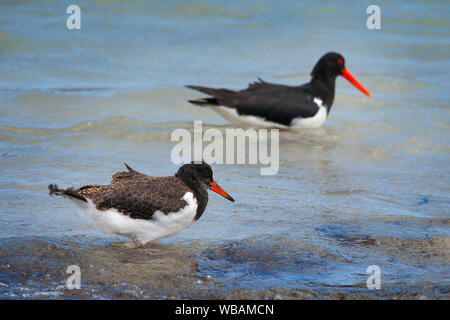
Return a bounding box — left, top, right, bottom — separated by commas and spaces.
211, 97, 328, 129
73, 192, 198, 244
290, 98, 328, 129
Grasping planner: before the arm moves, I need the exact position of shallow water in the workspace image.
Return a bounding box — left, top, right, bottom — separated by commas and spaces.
0, 1, 449, 299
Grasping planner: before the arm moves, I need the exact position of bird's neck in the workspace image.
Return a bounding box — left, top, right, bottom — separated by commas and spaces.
310, 74, 336, 110
177, 175, 208, 221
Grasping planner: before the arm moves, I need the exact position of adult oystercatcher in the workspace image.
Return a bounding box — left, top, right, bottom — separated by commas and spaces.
48, 162, 234, 246
186, 52, 371, 129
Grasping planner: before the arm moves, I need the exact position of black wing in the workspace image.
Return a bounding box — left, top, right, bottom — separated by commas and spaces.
187, 81, 320, 126
244, 78, 289, 91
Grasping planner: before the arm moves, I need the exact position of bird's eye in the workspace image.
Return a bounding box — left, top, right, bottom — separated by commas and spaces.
337, 58, 344, 66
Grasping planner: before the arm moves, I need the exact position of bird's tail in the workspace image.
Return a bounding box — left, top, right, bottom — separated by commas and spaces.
48, 184, 64, 196
188, 97, 219, 106
185, 85, 235, 106
48, 184, 87, 202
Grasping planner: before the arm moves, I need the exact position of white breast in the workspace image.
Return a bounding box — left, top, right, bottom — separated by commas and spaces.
290, 98, 328, 129
74, 192, 198, 244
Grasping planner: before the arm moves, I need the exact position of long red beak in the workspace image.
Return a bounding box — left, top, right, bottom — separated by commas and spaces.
341, 68, 371, 98
209, 181, 235, 202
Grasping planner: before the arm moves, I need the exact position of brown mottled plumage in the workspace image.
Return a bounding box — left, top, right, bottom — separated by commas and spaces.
50, 164, 192, 220
49, 162, 235, 244
49, 162, 234, 226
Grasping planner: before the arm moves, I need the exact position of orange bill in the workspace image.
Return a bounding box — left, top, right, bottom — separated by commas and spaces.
209, 181, 235, 202
341, 68, 371, 98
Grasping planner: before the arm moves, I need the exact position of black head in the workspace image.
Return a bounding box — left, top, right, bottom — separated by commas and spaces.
311, 52, 346, 80
311, 52, 371, 97
175, 162, 234, 202
176, 161, 213, 186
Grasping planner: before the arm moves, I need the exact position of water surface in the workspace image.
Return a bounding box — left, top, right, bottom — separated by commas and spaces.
0, 0, 449, 299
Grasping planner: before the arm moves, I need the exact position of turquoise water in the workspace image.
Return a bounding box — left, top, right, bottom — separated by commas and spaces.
0, 1, 449, 299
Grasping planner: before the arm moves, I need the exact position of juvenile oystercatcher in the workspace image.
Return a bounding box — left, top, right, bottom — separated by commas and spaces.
186, 52, 371, 129
48, 162, 234, 246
